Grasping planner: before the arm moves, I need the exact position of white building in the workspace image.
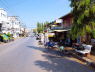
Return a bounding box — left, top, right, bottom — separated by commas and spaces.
0, 8, 9, 33
8, 16, 21, 38
0, 8, 25, 38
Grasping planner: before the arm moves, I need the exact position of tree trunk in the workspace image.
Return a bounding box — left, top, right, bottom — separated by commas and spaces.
86, 33, 91, 44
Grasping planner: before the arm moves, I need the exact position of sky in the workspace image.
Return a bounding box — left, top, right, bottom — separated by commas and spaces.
0, 0, 72, 29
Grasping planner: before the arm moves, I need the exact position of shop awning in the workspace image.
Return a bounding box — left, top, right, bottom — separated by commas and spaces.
53, 29, 70, 32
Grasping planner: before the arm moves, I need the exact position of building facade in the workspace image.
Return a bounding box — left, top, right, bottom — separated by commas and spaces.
0, 8, 27, 38
8, 16, 21, 38
60, 13, 73, 29
0, 8, 9, 33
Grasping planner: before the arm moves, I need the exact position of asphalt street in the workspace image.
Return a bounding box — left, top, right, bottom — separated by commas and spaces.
0, 37, 94, 72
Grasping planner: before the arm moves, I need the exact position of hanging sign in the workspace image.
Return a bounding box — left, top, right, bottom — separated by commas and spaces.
56, 19, 63, 23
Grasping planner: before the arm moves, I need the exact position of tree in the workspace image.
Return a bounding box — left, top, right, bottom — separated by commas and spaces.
37, 22, 44, 33
33, 28, 37, 33
69, 0, 95, 44
36, 21, 49, 33
37, 22, 41, 33
43, 21, 49, 30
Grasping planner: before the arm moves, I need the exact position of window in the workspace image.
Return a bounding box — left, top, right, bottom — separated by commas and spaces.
0, 23, 2, 31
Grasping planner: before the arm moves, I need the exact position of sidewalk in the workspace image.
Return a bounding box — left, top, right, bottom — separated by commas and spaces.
34, 39, 95, 69
0, 37, 24, 44
43, 45, 95, 69
66, 47, 95, 69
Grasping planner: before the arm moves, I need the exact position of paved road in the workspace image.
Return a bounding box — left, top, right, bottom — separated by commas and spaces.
0, 37, 94, 72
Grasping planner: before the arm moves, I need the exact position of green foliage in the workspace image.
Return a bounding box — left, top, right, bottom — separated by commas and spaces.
91, 29, 95, 38
91, 4, 95, 14
85, 25, 91, 32
37, 22, 43, 33
2, 34, 9, 40
6, 32, 11, 37
69, 0, 95, 39
33, 28, 37, 33
37, 21, 49, 33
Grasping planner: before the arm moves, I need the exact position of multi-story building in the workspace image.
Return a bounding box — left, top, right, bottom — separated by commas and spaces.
45, 13, 74, 44
48, 13, 82, 44
8, 16, 21, 38
60, 13, 73, 30
0, 8, 9, 33
0, 8, 26, 38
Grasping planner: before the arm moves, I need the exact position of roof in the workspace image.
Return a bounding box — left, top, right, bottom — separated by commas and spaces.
46, 13, 72, 27
59, 13, 73, 19
0, 8, 6, 12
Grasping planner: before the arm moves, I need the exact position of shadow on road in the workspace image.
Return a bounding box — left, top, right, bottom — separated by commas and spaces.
27, 45, 94, 72
27, 45, 70, 57
27, 46, 45, 51
35, 55, 92, 72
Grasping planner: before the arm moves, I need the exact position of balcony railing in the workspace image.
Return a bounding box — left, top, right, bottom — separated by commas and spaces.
50, 25, 72, 30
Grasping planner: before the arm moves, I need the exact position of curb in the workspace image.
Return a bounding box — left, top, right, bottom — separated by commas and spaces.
70, 51, 95, 68
0, 42, 4, 44
88, 62, 95, 68
42, 46, 95, 69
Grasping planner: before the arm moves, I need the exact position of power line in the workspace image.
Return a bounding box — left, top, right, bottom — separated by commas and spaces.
2, 0, 9, 5
0, 0, 9, 10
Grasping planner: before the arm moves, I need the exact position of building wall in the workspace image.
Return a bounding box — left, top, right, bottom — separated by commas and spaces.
8, 16, 21, 38
0, 8, 9, 33
0, 8, 7, 23
60, 13, 73, 28
0, 8, 25, 38
63, 17, 73, 27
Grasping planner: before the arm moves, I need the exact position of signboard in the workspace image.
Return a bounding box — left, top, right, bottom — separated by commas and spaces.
48, 33, 55, 37
56, 19, 63, 23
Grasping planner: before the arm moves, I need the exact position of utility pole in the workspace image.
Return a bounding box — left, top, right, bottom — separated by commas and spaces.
11, 20, 14, 37
0, 23, 2, 32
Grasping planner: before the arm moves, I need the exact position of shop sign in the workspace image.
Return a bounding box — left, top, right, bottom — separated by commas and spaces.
56, 19, 63, 23
48, 33, 55, 37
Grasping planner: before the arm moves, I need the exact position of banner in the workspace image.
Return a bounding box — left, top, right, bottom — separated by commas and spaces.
48, 33, 55, 37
